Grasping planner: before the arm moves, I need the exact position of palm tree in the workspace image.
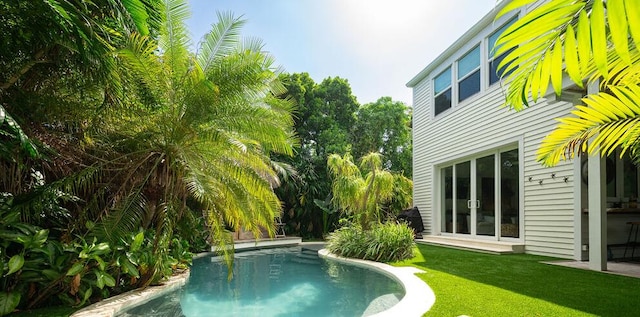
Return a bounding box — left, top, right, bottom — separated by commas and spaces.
86, 0, 295, 283
328, 152, 412, 229
495, 0, 640, 166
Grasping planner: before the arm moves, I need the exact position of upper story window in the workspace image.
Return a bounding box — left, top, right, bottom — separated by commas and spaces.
434, 67, 452, 116
457, 46, 480, 102
488, 18, 517, 85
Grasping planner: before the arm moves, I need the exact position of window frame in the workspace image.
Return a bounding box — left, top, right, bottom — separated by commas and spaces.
457, 45, 481, 103
433, 67, 452, 116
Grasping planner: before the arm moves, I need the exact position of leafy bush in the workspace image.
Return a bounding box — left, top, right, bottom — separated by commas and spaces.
326, 221, 415, 262
0, 194, 195, 316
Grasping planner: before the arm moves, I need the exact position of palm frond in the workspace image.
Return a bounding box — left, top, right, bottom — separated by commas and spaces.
196, 11, 245, 74
537, 84, 640, 166
496, 0, 639, 110
121, 0, 151, 35
159, 0, 191, 79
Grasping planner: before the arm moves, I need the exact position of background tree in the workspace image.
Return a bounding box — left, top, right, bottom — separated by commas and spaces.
0, 0, 160, 158
352, 97, 412, 176
276, 74, 360, 237
496, 0, 640, 165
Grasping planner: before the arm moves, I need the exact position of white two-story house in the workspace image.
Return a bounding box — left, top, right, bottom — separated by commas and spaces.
407, 0, 640, 272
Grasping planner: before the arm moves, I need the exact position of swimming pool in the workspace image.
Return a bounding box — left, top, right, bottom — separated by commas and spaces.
117, 246, 405, 317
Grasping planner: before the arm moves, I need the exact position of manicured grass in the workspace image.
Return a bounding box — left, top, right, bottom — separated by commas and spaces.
8, 306, 76, 317
394, 244, 640, 317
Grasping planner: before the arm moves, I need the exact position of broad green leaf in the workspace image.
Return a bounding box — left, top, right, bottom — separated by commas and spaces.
95, 271, 105, 289
102, 272, 116, 287
625, 0, 640, 47
93, 255, 106, 271
83, 288, 93, 302
66, 262, 84, 276
0, 292, 20, 316
6, 255, 24, 276
590, 0, 608, 77
537, 50, 553, 101
122, 0, 150, 35
496, 0, 539, 18
563, 25, 583, 86
608, 0, 631, 64
91, 242, 110, 256
1, 211, 19, 224
577, 10, 591, 74
121, 259, 140, 278
42, 269, 61, 280
131, 231, 144, 252
32, 229, 49, 247
550, 38, 563, 95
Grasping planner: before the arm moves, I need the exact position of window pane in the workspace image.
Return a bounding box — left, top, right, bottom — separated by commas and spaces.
489, 48, 516, 85
434, 89, 451, 115
434, 67, 451, 94
489, 17, 517, 54
459, 70, 480, 102
500, 149, 519, 238
456, 162, 471, 234
624, 155, 638, 199
442, 166, 453, 233
458, 46, 480, 78
477, 155, 495, 237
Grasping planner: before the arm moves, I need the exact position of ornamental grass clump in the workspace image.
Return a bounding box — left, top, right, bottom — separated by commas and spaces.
327, 221, 414, 262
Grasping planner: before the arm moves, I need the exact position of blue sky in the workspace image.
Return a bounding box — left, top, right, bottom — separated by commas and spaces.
186, 0, 500, 105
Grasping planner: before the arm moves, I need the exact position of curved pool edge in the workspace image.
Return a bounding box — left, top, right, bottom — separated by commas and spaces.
318, 249, 435, 317
70, 269, 190, 317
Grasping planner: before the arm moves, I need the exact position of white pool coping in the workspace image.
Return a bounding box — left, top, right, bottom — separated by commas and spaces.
70, 270, 190, 317
318, 249, 435, 317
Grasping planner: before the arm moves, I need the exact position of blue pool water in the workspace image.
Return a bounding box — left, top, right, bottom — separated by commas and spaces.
119, 246, 404, 317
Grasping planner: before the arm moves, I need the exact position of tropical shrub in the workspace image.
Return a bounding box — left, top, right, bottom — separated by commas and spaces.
326, 221, 415, 262
327, 152, 412, 230
0, 193, 193, 315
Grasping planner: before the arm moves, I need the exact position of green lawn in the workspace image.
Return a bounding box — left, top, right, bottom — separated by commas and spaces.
395, 244, 640, 317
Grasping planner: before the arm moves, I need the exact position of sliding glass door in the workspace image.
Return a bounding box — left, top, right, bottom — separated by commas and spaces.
439, 148, 519, 239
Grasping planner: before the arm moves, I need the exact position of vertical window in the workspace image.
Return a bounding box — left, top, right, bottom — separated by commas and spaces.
489, 18, 517, 85
458, 46, 480, 102
434, 67, 452, 116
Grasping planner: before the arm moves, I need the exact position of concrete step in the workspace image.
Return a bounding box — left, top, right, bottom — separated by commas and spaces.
416, 235, 524, 254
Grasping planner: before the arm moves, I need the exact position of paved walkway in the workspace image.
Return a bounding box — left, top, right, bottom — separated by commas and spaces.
544, 260, 640, 278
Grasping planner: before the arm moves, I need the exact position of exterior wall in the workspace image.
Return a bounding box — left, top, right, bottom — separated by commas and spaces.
410, 0, 579, 259
413, 79, 576, 258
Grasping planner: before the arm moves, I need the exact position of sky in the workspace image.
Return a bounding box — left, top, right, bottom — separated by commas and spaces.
186, 0, 500, 106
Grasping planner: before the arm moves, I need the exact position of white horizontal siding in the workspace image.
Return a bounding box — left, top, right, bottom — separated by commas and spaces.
412, 76, 576, 258
412, 79, 433, 234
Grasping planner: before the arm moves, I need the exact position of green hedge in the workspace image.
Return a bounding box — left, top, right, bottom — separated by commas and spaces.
326, 221, 415, 262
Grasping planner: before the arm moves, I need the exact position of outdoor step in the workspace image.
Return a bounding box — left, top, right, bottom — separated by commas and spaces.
416, 236, 524, 254
300, 249, 319, 256
297, 252, 319, 261
290, 256, 320, 265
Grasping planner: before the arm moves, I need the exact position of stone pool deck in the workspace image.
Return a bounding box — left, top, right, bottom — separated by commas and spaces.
318, 249, 434, 317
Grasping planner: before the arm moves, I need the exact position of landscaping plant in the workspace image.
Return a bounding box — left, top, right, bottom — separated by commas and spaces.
326, 221, 414, 262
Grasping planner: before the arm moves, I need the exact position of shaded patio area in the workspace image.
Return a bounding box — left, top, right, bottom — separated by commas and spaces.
545, 260, 640, 279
